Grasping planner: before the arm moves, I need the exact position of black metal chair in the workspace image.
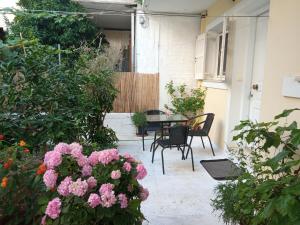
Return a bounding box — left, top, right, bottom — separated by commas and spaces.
152, 125, 194, 174
186, 113, 215, 158
142, 110, 165, 151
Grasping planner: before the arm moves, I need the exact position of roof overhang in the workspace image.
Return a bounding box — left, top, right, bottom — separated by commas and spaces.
74, 0, 136, 30
143, 0, 217, 14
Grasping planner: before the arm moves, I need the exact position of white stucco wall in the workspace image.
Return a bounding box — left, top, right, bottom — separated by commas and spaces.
135, 13, 200, 109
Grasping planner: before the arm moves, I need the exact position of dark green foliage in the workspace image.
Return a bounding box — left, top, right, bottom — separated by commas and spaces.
131, 112, 147, 127
76, 47, 119, 146
0, 40, 81, 149
211, 109, 300, 225
10, 0, 98, 49
165, 81, 206, 118
0, 40, 118, 150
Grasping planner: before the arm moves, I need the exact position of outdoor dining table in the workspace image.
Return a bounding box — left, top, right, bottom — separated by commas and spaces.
142, 114, 189, 151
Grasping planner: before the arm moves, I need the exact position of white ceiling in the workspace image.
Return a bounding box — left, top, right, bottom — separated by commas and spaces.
76, 0, 135, 29
144, 0, 217, 14
75, 0, 217, 30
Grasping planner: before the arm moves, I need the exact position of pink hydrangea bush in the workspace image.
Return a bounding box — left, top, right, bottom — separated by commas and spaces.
41, 143, 149, 225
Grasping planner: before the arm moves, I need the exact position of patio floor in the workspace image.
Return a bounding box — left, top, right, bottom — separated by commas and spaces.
105, 113, 226, 225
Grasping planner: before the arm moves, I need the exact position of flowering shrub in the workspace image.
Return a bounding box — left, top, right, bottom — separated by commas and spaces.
0, 137, 44, 225
40, 142, 149, 225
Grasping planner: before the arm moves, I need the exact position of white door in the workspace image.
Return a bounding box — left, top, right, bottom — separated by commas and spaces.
249, 14, 269, 122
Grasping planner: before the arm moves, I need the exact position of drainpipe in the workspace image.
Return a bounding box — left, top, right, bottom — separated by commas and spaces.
131, 12, 135, 72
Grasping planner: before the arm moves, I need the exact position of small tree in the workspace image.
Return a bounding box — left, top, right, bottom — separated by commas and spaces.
165, 81, 206, 118
75, 46, 120, 147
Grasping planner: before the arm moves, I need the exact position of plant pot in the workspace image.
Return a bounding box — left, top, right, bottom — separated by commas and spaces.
136, 126, 148, 136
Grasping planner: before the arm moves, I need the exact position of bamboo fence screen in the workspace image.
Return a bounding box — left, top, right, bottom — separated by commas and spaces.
113, 72, 159, 112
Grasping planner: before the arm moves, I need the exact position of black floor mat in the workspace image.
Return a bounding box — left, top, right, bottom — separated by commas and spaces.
200, 159, 243, 180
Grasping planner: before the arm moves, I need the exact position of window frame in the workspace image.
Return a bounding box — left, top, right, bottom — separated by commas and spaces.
202, 17, 229, 82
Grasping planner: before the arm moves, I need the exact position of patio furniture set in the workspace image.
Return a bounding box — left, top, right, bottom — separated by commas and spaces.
141, 110, 215, 174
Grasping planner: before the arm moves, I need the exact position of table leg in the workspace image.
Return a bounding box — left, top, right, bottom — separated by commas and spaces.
142, 127, 145, 151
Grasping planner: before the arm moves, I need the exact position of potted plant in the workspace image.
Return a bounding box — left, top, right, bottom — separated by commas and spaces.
131, 112, 147, 136
211, 108, 300, 225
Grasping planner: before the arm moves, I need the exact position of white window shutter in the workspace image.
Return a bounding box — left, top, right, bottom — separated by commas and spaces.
195, 33, 207, 80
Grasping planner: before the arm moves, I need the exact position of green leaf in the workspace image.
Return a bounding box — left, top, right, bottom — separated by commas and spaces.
274, 108, 300, 120
38, 196, 49, 206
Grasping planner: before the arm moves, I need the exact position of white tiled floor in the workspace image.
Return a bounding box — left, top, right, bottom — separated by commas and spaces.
105, 113, 226, 225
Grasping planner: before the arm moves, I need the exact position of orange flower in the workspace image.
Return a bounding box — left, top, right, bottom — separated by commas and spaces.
23, 148, 30, 153
37, 163, 47, 175
0, 134, 4, 141
1, 177, 8, 188
19, 140, 26, 147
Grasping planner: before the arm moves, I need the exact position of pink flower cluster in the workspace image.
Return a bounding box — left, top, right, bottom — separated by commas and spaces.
123, 162, 131, 172
136, 164, 147, 180
88, 193, 101, 208
118, 193, 128, 208
45, 197, 61, 219
42, 142, 149, 224
139, 186, 149, 201
99, 183, 114, 194
98, 149, 120, 165
99, 183, 117, 208
111, 170, 121, 179
88, 151, 100, 166
44, 150, 62, 169
54, 143, 71, 154
82, 165, 92, 177
43, 169, 58, 189
123, 152, 135, 163
88, 149, 121, 166
57, 176, 72, 196
69, 178, 88, 197
87, 176, 97, 189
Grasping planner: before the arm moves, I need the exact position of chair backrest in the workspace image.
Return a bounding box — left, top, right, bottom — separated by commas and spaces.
169, 125, 189, 145
144, 110, 165, 115
202, 113, 215, 134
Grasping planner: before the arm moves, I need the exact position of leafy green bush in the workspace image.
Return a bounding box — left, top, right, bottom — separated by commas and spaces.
0, 40, 118, 151
165, 81, 206, 118
211, 109, 300, 225
10, 0, 98, 49
0, 40, 82, 149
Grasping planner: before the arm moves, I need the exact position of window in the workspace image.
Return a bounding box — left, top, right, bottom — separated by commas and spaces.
216, 32, 228, 78
195, 18, 229, 81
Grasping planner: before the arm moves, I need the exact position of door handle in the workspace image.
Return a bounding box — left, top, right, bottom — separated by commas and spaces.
252, 84, 259, 90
